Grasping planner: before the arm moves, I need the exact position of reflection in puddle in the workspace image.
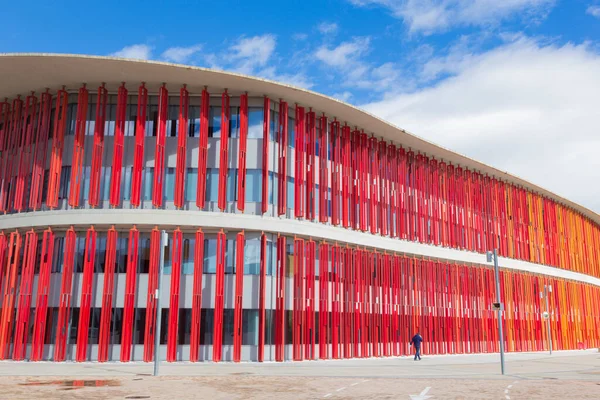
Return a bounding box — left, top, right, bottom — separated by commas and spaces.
20, 379, 121, 388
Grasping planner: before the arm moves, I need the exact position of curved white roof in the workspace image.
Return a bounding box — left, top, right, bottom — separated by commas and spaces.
1, 53, 598, 225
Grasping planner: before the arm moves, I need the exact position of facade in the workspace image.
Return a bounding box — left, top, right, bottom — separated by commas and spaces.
0, 54, 599, 363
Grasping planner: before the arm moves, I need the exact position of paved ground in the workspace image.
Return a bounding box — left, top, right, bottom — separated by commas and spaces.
0, 350, 598, 399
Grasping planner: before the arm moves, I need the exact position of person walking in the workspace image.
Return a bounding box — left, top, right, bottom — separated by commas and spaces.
410, 331, 423, 361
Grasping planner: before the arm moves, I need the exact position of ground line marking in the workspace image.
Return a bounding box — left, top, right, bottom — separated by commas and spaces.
336, 387, 346, 392
324, 394, 332, 398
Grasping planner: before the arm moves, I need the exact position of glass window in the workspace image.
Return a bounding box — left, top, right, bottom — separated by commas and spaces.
59, 166, 71, 199
139, 236, 151, 273
244, 237, 261, 274
164, 168, 175, 202
95, 236, 106, 273
101, 167, 111, 201
133, 308, 146, 345
226, 238, 235, 274
143, 168, 154, 201
123, 167, 132, 201
163, 237, 172, 275
222, 309, 234, 345
205, 168, 219, 202
227, 169, 237, 202
189, 106, 200, 137
287, 176, 294, 210
246, 170, 262, 203
242, 310, 259, 345
248, 107, 263, 138
82, 166, 91, 201
182, 236, 195, 274
186, 168, 198, 202
111, 308, 123, 345
204, 238, 216, 273
229, 106, 240, 138
209, 106, 221, 137
116, 237, 128, 273
270, 109, 278, 142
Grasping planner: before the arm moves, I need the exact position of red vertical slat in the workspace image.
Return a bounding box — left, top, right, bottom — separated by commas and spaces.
143, 228, 161, 362
130, 83, 148, 208
217, 91, 230, 211
277, 102, 288, 216
318, 115, 328, 223
54, 228, 76, 361
237, 93, 249, 211
0, 101, 11, 211
68, 85, 89, 208
331, 244, 340, 358
319, 241, 329, 359
196, 88, 210, 209
294, 106, 305, 218
46, 88, 69, 208
293, 237, 305, 360
275, 235, 287, 361
330, 120, 341, 226
189, 228, 204, 362
152, 84, 168, 208
0, 98, 22, 212
213, 230, 226, 362
98, 227, 118, 362
353, 248, 361, 357
0, 231, 21, 359
261, 96, 270, 214
13, 93, 37, 212
31, 228, 54, 361
257, 233, 267, 361
29, 91, 53, 210
88, 84, 108, 207
233, 231, 245, 362
109, 84, 128, 207
76, 226, 97, 362
174, 86, 189, 209
167, 228, 183, 362
12, 230, 38, 360
305, 239, 316, 360
341, 125, 351, 228
305, 110, 316, 221
120, 226, 139, 362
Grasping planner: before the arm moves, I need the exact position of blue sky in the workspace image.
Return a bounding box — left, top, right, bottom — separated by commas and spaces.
2, 0, 600, 212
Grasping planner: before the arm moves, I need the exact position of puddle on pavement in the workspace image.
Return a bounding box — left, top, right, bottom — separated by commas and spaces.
20, 379, 121, 389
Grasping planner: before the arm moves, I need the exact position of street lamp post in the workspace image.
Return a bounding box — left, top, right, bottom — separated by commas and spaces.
153, 230, 168, 376
486, 248, 505, 375
541, 284, 553, 355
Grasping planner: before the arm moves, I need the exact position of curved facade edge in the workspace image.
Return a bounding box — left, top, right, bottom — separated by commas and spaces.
3, 209, 599, 287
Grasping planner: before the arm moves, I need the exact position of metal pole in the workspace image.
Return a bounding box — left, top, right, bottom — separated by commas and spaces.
153, 230, 167, 376
545, 286, 552, 355
493, 249, 505, 375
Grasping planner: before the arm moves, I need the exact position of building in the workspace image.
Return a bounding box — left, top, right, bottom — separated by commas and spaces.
0, 54, 598, 363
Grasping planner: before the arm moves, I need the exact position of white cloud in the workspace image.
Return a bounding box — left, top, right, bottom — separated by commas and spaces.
314, 37, 399, 92
110, 44, 153, 60
258, 66, 313, 89
160, 44, 202, 63
315, 37, 370, 67
227, 34, 277, 74
587, 5, 600, 18
332, 91, 353, 102
348, 0, 555, 34
358, 37, 600, 212
293, 33, 309, 41
318, 22, 339, 34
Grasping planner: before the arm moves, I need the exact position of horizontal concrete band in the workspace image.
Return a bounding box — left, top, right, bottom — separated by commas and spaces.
2, 208, 599, 287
